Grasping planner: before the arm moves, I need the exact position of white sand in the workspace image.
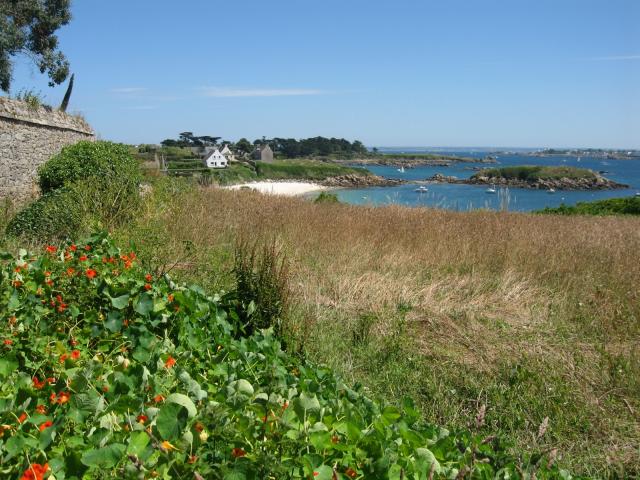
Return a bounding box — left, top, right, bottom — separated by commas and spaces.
225, 181, 327, 197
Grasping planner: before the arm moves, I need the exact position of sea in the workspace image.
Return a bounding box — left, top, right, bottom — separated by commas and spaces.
328, 148, 640, 212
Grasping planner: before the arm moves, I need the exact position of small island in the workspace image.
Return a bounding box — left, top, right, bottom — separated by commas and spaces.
428, 165, 628, 190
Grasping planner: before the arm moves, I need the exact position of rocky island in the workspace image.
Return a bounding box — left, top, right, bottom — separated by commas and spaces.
427, 165, 628, 190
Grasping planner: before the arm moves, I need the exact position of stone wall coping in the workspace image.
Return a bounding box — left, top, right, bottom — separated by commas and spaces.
0, 96, 94, 135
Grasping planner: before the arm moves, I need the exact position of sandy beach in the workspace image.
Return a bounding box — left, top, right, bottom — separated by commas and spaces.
225, 181, 328, 197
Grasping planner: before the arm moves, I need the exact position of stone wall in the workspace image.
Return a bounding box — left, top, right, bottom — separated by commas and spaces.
0, 96, 95, 202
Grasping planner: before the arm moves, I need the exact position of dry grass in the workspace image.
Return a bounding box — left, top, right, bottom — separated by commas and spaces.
118, 185, 640, 476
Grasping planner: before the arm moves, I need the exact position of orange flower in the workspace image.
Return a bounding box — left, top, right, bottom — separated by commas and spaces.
188, 455, 198, 464
46, 377, 56, 385
59, 353, 68, 363
69, 338, 78, 347
57, 391, 71, 404
145, 273, 153, 282
33, 377, 46, 390
194, 422, 205, 432
36, 405, 47, 414
164, 356, 176, 369
13, 280, 22, 288
161, 440, 178, 451
231, 447, 246, 458
313, 473, 319, 477
102, 385, 109, 393
19, 463, 49, 480
44, 271, 51, 277
79, 255, 88, 262
282, 400, 289, 410
85, 268, 97, 279
345, 468, 357, 478
45, 279, 53, 287
46, 246, 57, 254
84, 245, 91, 251
3, 339, 12, 345
49, 392, 57, 403
167, 294, 174, 302
136, 415, 148, 424
39, 420, 53, 431
8, 316, 17, 325
71, 350, 80, 360
66, 267, 75, 276
70, 244, 77, 252
144, 283, 152, 291
18, 412, 27, 423
153, 394, 165, 403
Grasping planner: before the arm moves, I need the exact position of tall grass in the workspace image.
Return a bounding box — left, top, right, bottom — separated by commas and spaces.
114, 185, 639, 476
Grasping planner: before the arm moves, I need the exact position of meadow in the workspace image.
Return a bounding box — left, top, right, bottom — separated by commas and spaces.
111, 182, 639, 477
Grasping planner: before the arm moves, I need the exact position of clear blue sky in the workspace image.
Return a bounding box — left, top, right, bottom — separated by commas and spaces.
8, 0, 640, 148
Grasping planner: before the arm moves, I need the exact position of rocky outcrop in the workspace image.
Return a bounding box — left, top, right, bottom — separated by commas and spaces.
321, 174, 404, 187
425, 172, 628, 190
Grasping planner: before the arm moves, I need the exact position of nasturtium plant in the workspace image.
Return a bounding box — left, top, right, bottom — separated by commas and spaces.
0, 234, 579, 479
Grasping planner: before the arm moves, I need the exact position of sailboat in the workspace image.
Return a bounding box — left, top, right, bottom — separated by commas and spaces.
414, 185, 428, 193
397, 166, 405, 173
547, 188, 556, 194
486, 184, 497, 194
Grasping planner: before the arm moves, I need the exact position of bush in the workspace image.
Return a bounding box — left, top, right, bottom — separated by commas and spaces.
38, 141, 140, 194
314, 191, 339, 204
5, 188, 82, 240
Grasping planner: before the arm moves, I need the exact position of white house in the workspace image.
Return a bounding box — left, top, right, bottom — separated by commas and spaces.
219, 144, 236, 162
203, 149, 228, 169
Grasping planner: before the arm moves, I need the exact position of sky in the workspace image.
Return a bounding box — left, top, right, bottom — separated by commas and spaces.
6, 0, 640, 149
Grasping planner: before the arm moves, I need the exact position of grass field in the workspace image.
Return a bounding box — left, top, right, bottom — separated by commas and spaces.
112, 182, 640, 477
255, 159, 371, 180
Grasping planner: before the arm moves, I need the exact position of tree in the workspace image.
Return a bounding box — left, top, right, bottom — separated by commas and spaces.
0, 0, 72, 92
59, 72, 73, 111
235, 138, 252, 155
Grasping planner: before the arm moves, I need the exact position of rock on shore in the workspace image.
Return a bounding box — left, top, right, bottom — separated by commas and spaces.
426, 173, 628, 190
321, 174, 404, 187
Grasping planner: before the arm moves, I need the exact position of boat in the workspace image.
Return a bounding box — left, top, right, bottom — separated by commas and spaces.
414, 186, 428, 193
636, 192, 640, 197
397, 166, 405, 173
547, 188, 556, 194
486, 185, 497, 194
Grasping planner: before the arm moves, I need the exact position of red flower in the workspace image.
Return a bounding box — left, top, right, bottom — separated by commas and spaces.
231, 447, 246, 458
85, 268, 97, 279
36, 405, 47, 414
136, 415, 148, 424
71, 350, 80, 360
45, 246, 57, 254
59, 353, 68, 364
49, 392, 57, 403
44, 271, 51, 277
66, 267, 75, 276
188, 455, 198, 464
194, 422, 204, 432
13, 280, 22, 288
84, 245, 91, 251
45, 279, 53, 287
153, 394, 165, 403
19, 463, 49, 480
46, 377, 56, 385
57, 391, 71, 404
39, 420, 53, 431
79, 255, 88, 262
70, 338, 78, 347
33, 377, 46, 390
167, 294, 174, 302
144, 283, 152, 291
70, 244, 77, 252
164, 356, 176, 369
3, 339, 12, 345
314, 472, 319, 477
145, 273, 153, 282
18, 412, 27, 423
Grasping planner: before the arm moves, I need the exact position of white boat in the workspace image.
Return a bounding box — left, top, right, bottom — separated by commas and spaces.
414, 186, 428, 193
486, 185, 497, 194
547, 188, 556, 194
397, 166, 405, 173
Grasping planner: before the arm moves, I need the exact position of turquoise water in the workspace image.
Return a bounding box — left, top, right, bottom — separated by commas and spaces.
330, 151, 640, 212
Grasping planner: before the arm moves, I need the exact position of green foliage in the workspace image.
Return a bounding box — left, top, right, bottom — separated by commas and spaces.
0, 234, 577, 479
7, 141, 142, 240
38, 141, 140, 194
314, 192, 340, 204
12, 88, 48, 110
5, 188, 82, 240
537, 196, 640, 216
267, 136, 368, 158
256, 160, 370, 180
233, 239, 289, 336
475, 165, 597, 181
0, 0, 71, 92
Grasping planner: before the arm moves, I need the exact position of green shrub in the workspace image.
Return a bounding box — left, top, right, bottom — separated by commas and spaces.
5, 188, 82, 240
38, 141, 140, 194
537, 196, 640, 215
314, 191, 340, 204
